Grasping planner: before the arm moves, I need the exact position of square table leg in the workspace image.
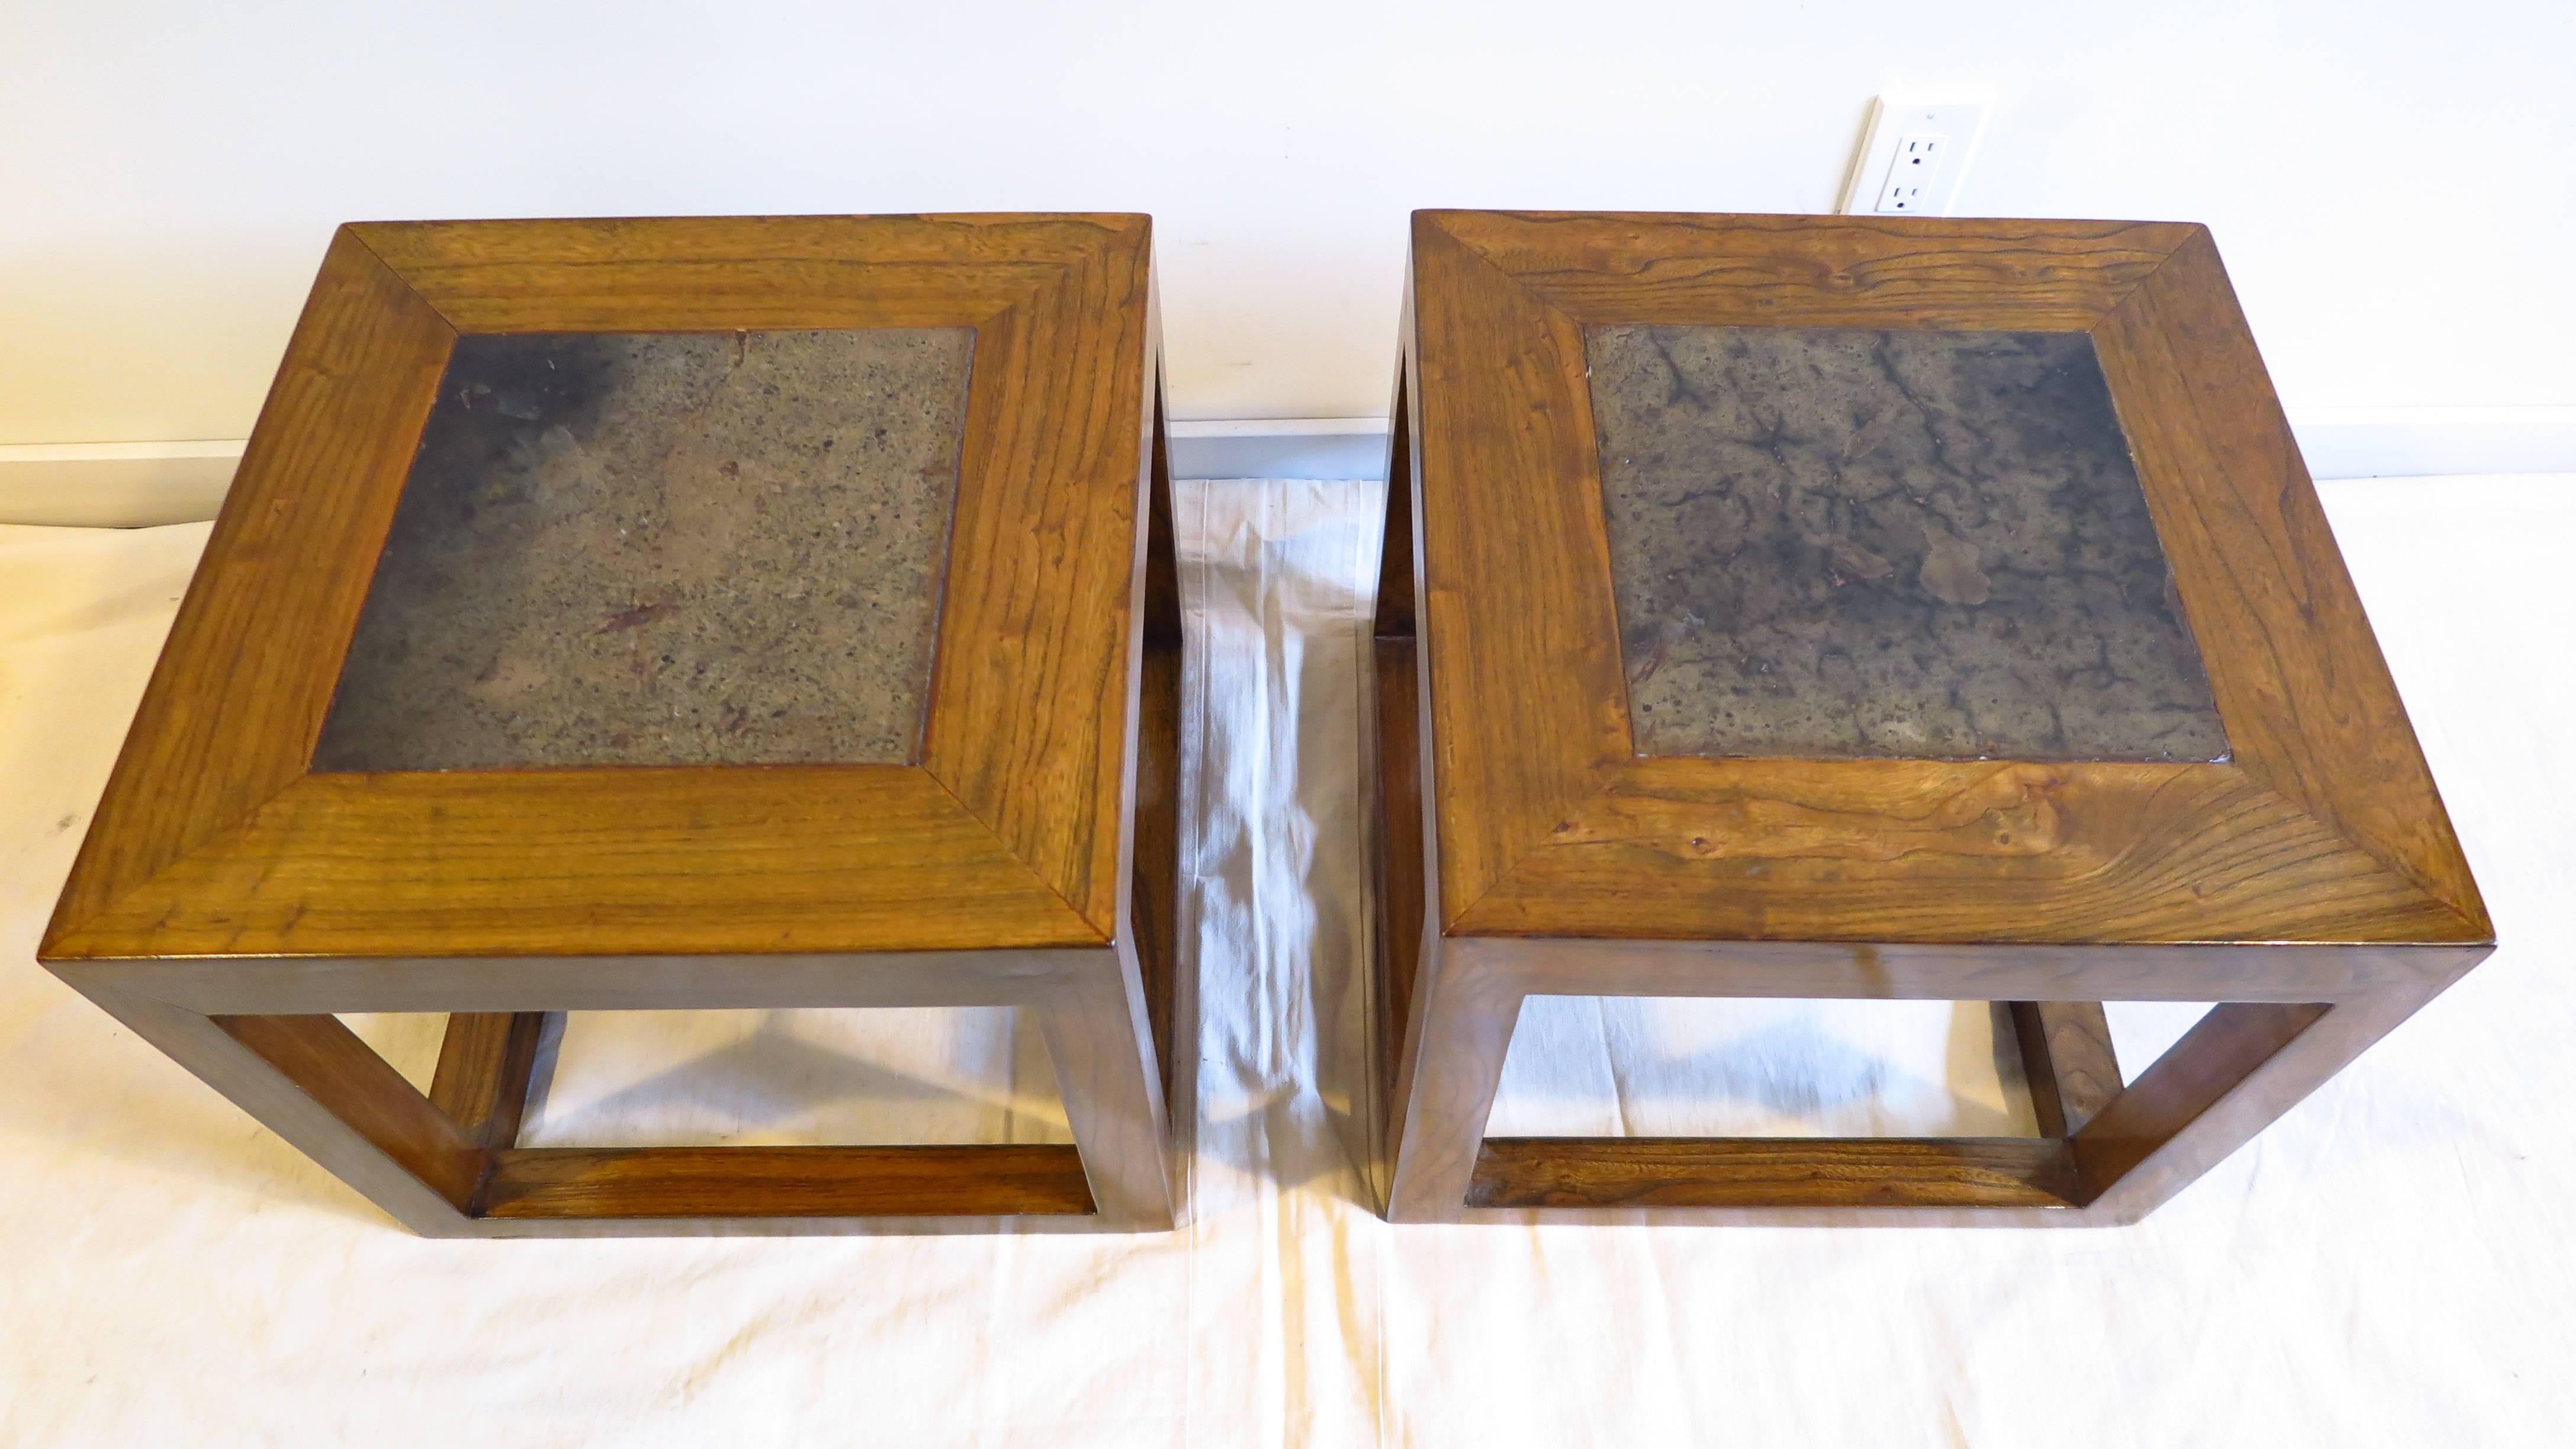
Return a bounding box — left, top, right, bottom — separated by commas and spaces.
1377, 941, 2482, 1225
56, 958, 1181, 1234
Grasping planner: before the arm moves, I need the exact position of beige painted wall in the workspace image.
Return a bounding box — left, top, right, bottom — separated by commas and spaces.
3, 0, 2569, 444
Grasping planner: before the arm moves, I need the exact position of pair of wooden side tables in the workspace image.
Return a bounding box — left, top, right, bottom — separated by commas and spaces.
40, 211, 2490, 1236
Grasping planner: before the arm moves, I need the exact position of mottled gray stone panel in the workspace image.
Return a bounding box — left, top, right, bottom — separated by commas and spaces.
1585, 324, 2226, 761
314, 327, 973, 771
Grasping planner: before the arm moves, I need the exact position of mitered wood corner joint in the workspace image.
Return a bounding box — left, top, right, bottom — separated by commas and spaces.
1368, 210, 2491, 1226
42, 214, 1184, 1236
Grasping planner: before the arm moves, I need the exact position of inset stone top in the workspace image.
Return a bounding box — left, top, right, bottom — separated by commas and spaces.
1585, 324, 2228, 761
313, 327, 973, 771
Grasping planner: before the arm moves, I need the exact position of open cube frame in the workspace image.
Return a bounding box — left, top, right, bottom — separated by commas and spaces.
41, 213, 1186, 1236
1369, 210, 2493, 1225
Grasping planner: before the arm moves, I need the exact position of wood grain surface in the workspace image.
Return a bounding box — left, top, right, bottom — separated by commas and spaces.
41, 214, 1178, 1235
1376, 209, 2495, 1225
350, 214, 1112, 331
2092, 231, 2486, 933
1407, 215, 1628, 919
70, 984, 474, 1235
2071, 1000, 2331, 1193
480, 1146, 1095, 1219
46, 213, 1159, 968
922, 217, 1157, 940
46, 232, 452, 940
1454, 759, 2477, 944
212, 1013, 485, 1209
1394, 209, 2487, 948
1427, 211, 2197, 331
51, 767, 1103, 958
430, 1012, 555, 1149
2010, 1002, 2120, 1138
1469, 1138, 2084, 1211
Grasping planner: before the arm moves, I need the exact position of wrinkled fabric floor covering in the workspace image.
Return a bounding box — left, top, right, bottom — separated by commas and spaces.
1, 476, 2571, 1445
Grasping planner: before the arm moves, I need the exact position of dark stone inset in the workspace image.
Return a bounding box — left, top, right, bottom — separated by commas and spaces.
313, 327, 973, 771
1585, 324, 2227, 761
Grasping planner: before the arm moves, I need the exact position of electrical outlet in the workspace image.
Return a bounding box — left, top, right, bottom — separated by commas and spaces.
1839, 98, 1988, 217
1876, 133, 1947, 212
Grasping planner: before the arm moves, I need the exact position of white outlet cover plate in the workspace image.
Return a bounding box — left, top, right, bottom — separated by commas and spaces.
1838, 97, 1990, 217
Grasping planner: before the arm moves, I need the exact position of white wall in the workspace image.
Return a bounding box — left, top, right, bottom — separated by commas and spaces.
4, 0, 2570, 446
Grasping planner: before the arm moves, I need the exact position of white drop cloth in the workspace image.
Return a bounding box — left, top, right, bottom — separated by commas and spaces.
2, 475, 2572, 1445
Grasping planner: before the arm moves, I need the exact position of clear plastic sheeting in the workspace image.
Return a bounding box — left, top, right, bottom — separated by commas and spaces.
2, 475, 2572, 1445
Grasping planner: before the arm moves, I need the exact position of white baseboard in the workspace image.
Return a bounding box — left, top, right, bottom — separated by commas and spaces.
1167, 418, 1393, 482
0, 440, 245, 527
2276, 408, 2576, 481
3, 410, 2568, 528
1173, 408, 2576, 484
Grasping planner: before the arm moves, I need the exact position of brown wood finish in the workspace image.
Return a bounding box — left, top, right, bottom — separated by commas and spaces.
430, 1012, 555, 1150
41, 214, 1180, 1236
2009, 1002, 2120, 1138
923, 222, 1157, 938
1470, 1138, 2084, 1211
1458, 759, 2469, 944
1429, 211, 2199, 331
1366, 348, 1437, 1210
2071, 1001, 2331, 1192
1373, 636, 1426, 1142
1381, 944, 1521, 1219
1371, 364, 1415, 640
481, 1146, 1095, 1219
51, 768, 1103, 959
1133, 645, 1182, 1113
51, 233, 453, 933
1406, 218, 1628, 919
1036, 954, 1176, 1228
350, 215, 1086, 332
1129, 384, 1184, 1114
2091, 231, 2484, 926
73, 982, 472, 1235
1375, 211, 2494, 1225
70, 945, 1114, 1016
1401, 211, 2480, 948
211, 1013, 486, 1208
1461, 938, 2461, 1013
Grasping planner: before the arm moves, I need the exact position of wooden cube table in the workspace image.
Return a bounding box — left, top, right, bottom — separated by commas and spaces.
1370, 210, 2492, 1225
41, 214, 1184, 1235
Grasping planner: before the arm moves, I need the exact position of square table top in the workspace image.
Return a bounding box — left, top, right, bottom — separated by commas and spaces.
1396, 209, 2487, 951
44, 214, 1161, 965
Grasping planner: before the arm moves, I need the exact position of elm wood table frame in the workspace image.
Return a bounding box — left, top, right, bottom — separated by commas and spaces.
1369, 210, 2493, 1225
40, 214, 1186, 1236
